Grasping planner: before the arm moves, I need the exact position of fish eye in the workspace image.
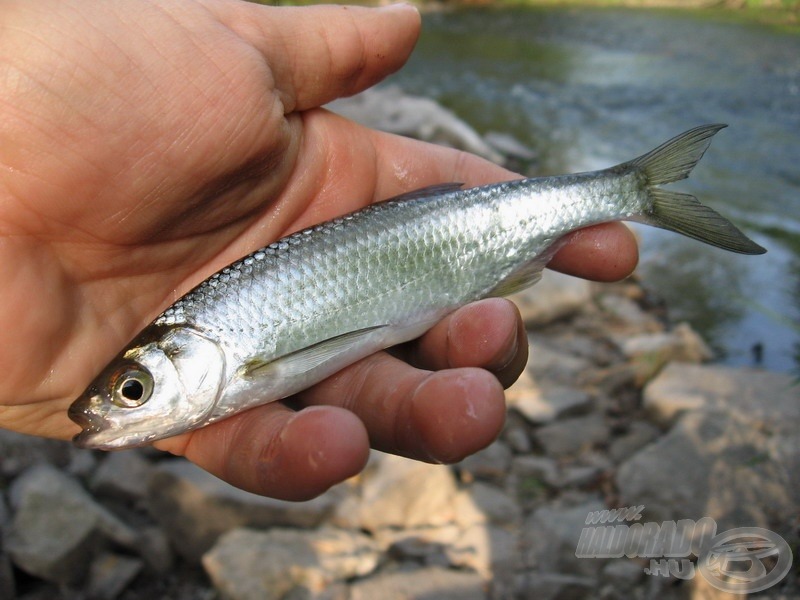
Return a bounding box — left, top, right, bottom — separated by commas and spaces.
111, 367, 153, 408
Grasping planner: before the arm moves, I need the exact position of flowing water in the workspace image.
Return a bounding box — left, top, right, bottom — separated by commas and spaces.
387, 7, 800, 373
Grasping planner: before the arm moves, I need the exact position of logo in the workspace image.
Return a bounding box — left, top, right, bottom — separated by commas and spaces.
575, 507, 793, 594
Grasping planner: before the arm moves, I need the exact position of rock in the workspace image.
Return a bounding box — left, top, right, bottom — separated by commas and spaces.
0, 430, 72, 477
90, 450, 153, 502
616, 410, 798, 531
502, 416, 533, 454
483, 131, 538, 162
465, 483, 521, 527
508, 382, 593, 425
448, 524, 519, 585
0, 500, 15, 600
202, 527, 379, 600
601, 558, 644, 591
619, 322, 712, 363
521, 499, 607, 577
534, 412, 611, 458
557, 465, 603, 489
147, 459, 342, 561
643, 363, 800, 432
510, 270, 592, 327
596, 294, 664, 334
86, 552, 144, 600
456, 440, 512, 483
515, 572, 596, 600
608, 421, 660, 464
6, 464, 139, 585
332, 453, 458, 531
512, 455, 561, 489
525, 339, 595, 386
328, 86, 503, 163
347, 566, 487, 600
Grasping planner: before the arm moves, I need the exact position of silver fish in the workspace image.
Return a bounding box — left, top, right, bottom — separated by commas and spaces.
69, 124, 765, 449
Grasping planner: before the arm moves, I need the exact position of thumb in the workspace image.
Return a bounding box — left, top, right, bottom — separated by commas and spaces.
208, 2, 421, 113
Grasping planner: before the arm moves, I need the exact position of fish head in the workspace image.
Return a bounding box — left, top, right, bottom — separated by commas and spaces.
69, 325, 226, 449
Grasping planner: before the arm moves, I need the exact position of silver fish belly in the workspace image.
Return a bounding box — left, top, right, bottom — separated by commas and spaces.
68, 124, 765, 449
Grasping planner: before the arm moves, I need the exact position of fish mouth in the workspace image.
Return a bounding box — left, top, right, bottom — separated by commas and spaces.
68, 395, 107, 448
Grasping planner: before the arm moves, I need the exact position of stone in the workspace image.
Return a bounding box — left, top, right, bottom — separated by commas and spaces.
601, 558, 644, 590
0, 429, 72, 477
332, 453, 458, 531
643, 363, 800, 432
534, 412, 611, 458
515, 572, 596, 600
619, 322, 712, 363
525, 339, 594, 386
147, 458, 342, 561
6, 464, 139, 585
86, 552, 144, 600
347, 566, 487, 600
448, 523, 519, 584
608, 421, 660, 464
616, 410, 798, 532
508, 382, 593, 425
202, 527, 379, 600
512, 455, 561, 489
483, 131, 538, 162
502, 417, 532, 454
521, 499, 607, 577
328, 86, 503, 163
596, 294, 663, 334
456, 440, 512, 483
510, 270, 592, 327
90, 450, 153, 501
464, 483, 521, 527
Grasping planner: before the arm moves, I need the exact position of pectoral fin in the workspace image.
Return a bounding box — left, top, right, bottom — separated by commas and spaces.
240, 325, 388, 379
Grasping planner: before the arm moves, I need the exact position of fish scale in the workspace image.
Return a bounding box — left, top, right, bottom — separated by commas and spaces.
69, 125, 766, 449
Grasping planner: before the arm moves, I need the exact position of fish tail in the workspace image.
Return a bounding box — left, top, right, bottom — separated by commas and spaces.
629, 124, 766, 255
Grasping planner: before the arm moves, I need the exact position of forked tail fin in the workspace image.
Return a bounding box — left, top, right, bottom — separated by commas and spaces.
628, 124, 766, 255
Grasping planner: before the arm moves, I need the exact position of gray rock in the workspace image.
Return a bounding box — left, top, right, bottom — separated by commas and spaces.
0, 504, 15, 600
90, 450, 153, 501
512, 455, 561, 489
147, 459, 343, 561
525, 339, 595, 386
332, 453, 458, 531
618, 322, 712, 364
456, 440, 512, 483
508, 382, 593, 425
328, 86, 503, 163
521, 499, 607, 577
557, 465, 603, 489
643, 363, 800, 432
596, 294, 663, 334
448, 523, 519, 584
616, 410, 798, 531
6, 464, 139, 585
511, 270, 592, 327
202, 527, 379, 600
608, 421, 660, 464
347, 566, 487, 600
515, 572, 596, 600
483, 131, 538, 162
86, 552, 144, 600
466, 483, 521, 526
534, 412, 611, 458
601, 558, 644, 590
0, 430, 72, 477
502, 417, 532, 454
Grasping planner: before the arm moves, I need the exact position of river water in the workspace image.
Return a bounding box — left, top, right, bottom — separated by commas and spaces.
386, 7, 800, 373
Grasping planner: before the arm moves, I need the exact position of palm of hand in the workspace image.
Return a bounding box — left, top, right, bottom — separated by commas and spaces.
0, 1, 636, 499
0, 0, 410, 439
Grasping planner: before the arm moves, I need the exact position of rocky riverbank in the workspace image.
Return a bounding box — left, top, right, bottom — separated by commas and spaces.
1, 89, 797, 599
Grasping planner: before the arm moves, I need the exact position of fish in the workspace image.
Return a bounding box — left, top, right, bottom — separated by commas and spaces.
68, 124, 765, 449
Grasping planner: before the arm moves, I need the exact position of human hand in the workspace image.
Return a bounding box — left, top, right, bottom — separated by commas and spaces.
0, 0, 637, 499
